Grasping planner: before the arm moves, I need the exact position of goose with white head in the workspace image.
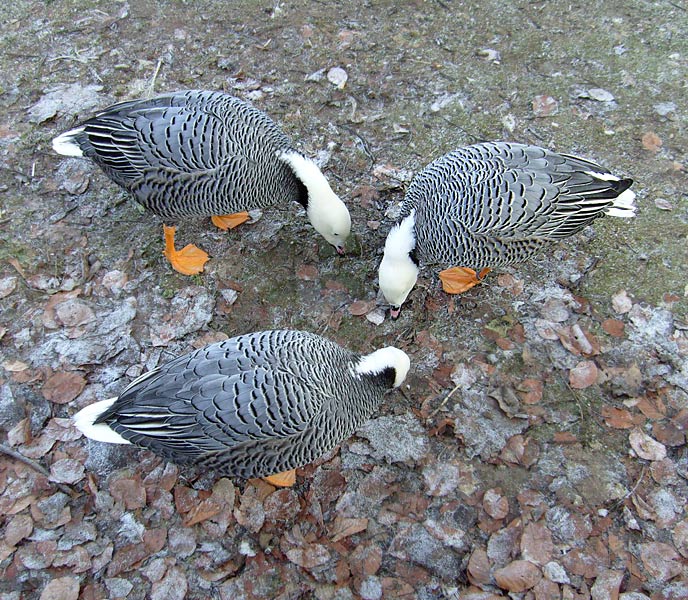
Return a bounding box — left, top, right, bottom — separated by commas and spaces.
73, 330, 410, 487
52, 90, 351, 274
379, 142, 636, 318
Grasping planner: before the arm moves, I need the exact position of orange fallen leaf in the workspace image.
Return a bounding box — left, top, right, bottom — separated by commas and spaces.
348, 300, 375, 316
601, 319, 625, 337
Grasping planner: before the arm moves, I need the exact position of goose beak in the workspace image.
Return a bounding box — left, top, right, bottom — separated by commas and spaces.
335, 245, 346, 256
390, 306, 401, 320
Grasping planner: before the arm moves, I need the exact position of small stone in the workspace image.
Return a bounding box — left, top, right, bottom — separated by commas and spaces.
0, 276, 17, 299
365, 309, 385, 325
611, 290, 633, 314
584, 88, 615, 102
654, 102, 676, 117
327, 67, 348, 89
544, 561, 570, 584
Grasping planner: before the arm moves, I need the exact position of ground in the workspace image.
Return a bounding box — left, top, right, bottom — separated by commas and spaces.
0, 1, 687, 599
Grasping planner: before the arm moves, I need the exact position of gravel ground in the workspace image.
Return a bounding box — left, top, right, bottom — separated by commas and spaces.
1, 1, 687, 599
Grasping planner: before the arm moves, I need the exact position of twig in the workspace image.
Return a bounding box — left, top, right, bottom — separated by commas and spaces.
147, 58, 163, 98
428, 382, 463, 419
0, 443, 74, 496
612, 465, 646, 509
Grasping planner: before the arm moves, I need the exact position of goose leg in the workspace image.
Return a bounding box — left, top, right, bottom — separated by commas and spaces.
162, 225, 209, 275
262, 469, 297, 487
439, 266, 491, 294
211, 212, 250, 231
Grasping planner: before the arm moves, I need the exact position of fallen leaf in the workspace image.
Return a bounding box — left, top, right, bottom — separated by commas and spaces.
569, 360, 598, 389
183, 497, 223, 527
494, 560, 542, 592
521, 522, 554, 566
348, 300, 375, 316
601, 407, 637, 429
672, 519, 688, 558
0, 276, 17, 299
296, 264, 318, 281
590, 569, 624, 600
516, 379, 543, 404
3, 359, 29, 372
654, 198, 673, 211
329, 516, 369, 542
532, 95, 558, 117
49, 458, 85, 485
483, 488, 509, 520
286, 543, 331, 569
42, 371, 87, 404
638, 542, 681, 580
601, 319, 625, 337
467, 548, 491, 587
39, 576, 80, 600
629, 429, 667, 461
109, 476, 147, 510
641, 132, 662, 153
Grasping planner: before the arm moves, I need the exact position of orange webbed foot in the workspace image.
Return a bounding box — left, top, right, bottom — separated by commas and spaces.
163, 225, 209, 275
211, 212, 250, 231
439, 266, 491, 294
263, 469, 297, 487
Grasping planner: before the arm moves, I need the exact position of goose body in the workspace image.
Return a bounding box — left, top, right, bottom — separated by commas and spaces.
73, 330, 410, 482
53, 90, 351, 274
379, 142, 636, 317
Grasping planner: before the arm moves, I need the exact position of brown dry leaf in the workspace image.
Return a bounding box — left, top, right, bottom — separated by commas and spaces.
5, 513, 34, 547
496, 273, 524, 296
49, 458, 85, 485
532, 95, 558, 117
601, 319, 625, 337
569, 360, 598, 389
520, 522, 554, 566
494, 559, 542, 592
296, 264, 318, 281
2, 360, 29, 372
467, 548, 491, 587
638, 542, 681, 580
349, 542, 383, 578
233, 494, 265, 533
109, 476, 147, 510
42, 371, 86, 404
39, 576, 80, 600
629, 429, 666, 461
183, 497, 223, 527
635, 396, 665, 420
672, 519, 688, 558
285, 543, 331, 569
590, 569, 624, 600
348, 299, 375, 316
516, 379, 543, 405
483, 488, 509, 520
329, 516, 369, 542
641, 132, 662, 153
601, 407, 637, 430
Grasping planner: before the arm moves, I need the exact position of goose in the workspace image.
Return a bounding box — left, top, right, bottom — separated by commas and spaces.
73, 330, 410, 486
52, 90, 351, 275
378, 142, 636, 318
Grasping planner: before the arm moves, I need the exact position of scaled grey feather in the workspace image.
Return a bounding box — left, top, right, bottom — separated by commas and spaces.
95, 330, 396, 479
62, 90, 305, 220
403, 142, 635, 270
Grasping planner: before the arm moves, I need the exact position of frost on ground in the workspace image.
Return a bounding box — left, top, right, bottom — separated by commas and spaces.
1, 1, 687, 599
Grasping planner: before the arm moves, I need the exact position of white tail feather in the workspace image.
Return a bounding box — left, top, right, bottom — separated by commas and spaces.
605, 188, 637, 218
73, 398, 131, 444
52, 128, 85, 157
